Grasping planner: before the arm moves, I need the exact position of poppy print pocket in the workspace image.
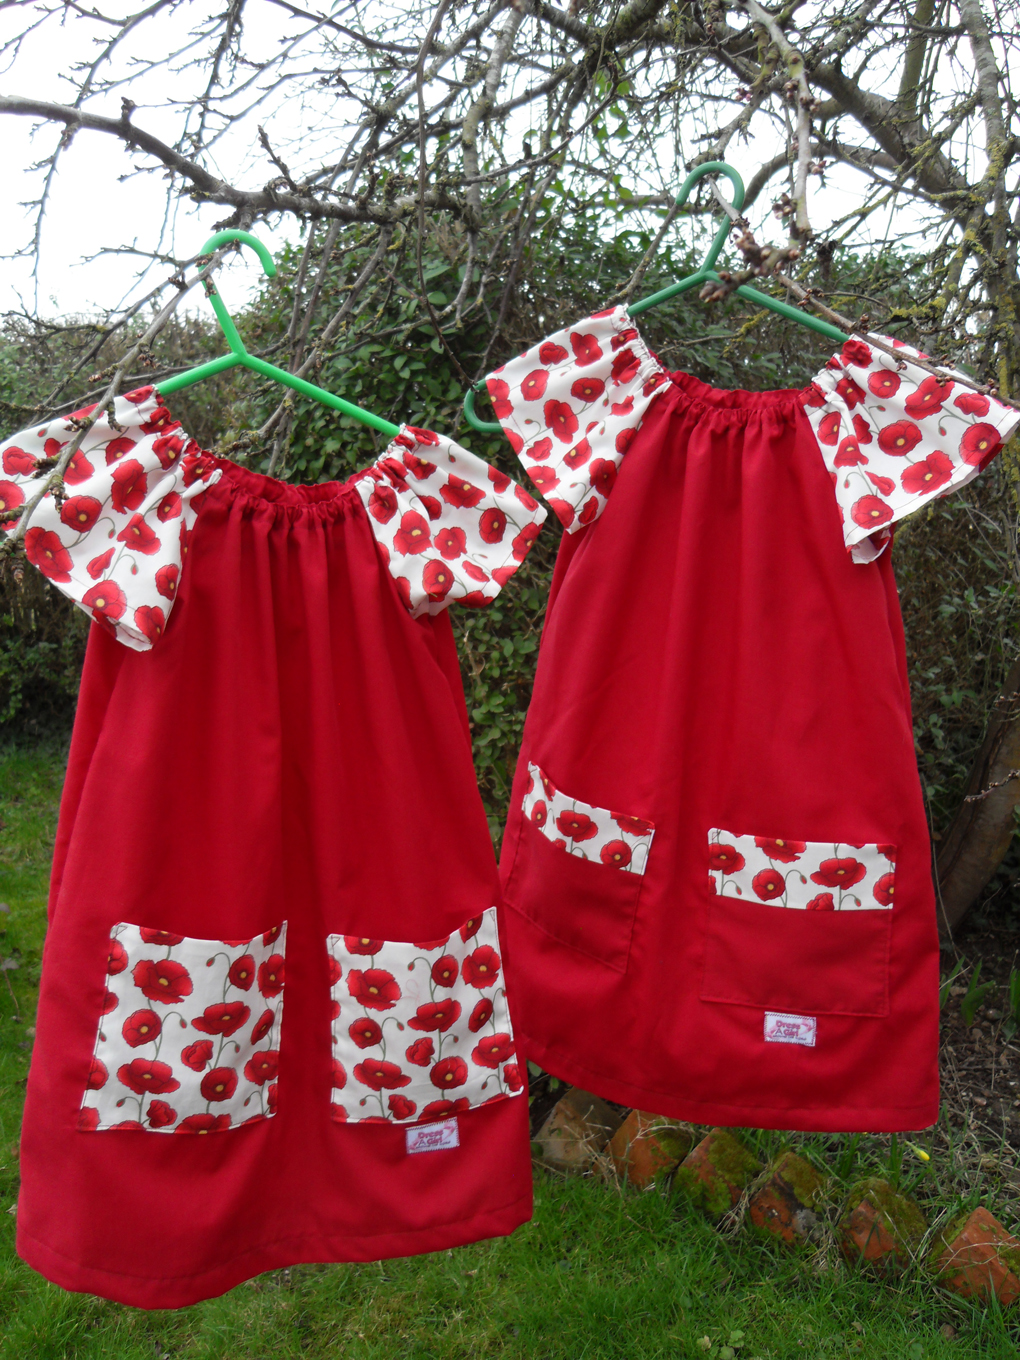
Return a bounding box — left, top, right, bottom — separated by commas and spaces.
326, 907, 524, 1125
80, 922, 286, 1133
503, 763, 654, 972
700, 829, 895, 1018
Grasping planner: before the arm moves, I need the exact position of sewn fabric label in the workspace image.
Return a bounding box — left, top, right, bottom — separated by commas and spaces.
764, 1012, 817, 1047
405, 1117, 460, 1154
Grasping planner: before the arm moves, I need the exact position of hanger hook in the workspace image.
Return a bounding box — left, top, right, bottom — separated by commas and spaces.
673, 162, 745, 275
200, 229, 278, 278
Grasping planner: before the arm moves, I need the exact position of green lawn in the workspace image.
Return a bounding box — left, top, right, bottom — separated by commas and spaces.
0, 745, 1017, 1359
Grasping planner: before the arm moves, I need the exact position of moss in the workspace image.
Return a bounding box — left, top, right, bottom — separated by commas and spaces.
930, 1208, 1020, 1277
675, 1130, 761, 1220
845, 1176, 927, 1247
772, 1150, 826, 1207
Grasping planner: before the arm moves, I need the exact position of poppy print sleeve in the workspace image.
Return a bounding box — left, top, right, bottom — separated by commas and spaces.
484, 305, 670, 531
0, 386, 220, 650
804, 336, 1020, 563
352, 425, 547, 617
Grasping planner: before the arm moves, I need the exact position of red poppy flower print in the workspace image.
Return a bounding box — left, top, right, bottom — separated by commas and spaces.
434, 526, 467, 561
347, 967, 400, 1010
878, 843, 897, 862
63, 449, 94, 485
866, 473, 896, 496
810, 857, 866, 889
101, 988, 118, 1015
530, 465, 560, 495
468, 998, 493, 1033
227, 954, 255, 990
588, 458, 617, 498
345, 936, 383, 954
512, 521, 541, 562
835, 376, 865, 408
200, 1067, 238, 1102
615, 427, 637, 457
153, 492, 182, 524
462, 945, 500, 988
132, 958, 193, 1005
817, 411, 841, 445
459, 916, 482, 942
258, 955, 285, 997
354, 1059, 411, 1091
600, 840, 632, 868
901, 450, 953, 495
147, 1100, 177, 1129
834, 438, 866, 468
441, 477, 485, 510
118, 1058, 180, 1096
420, 1098, 471, 1120
555, 810, 598, 841
82, 581, 127, 621
134, 606, 166, 644
326, 955, 343, 989
332, 1059, 347, 1090
960, 422, 1002, 468
578, 496, 599, 526
86, 1057, 108, 1090
180, 453, 212, 487
610, 349, 640, 386
141, 403, 175, 435
471, 1033, 515, 1069
850, 495, 894, 529
422, 558, 455, 602
152, 433, 184, 470
805, 893, 835, 910
249, 1009, 274, 1046
368, 483, 398, 523
138, 928, 185, 946
388, 1094, 417, 1120
122, 1009, 161, 1048
753, 837, 806, 863
109, 459, 147, 514
487, 378, 513, 419
502, 1063, 524, 1093
876, 420, 922, 456
539, 340, 568, 365
752, 869, 785, 900
802, 384, 826, 408
59, 495, 102, 533
841, 340, 873, 368
244, 1050, 279, 1085
954, 392, 990, 416
24, 527, 73, 582
570, 331, 603, 366
612, 813, 653, 837
191, 1001, 251, 1037
463, 561, 490, 584
527, 438, 553, 465
545, 399, 579, 444
430, 1056, 468, 1090
873, 872, 896, 906
709, 843, 745, 874
403, 452, 437, 480
181, 1040, 214, 1071
867, 369, 901, 399
350, 1016, 383, 1049
104, 435, 136, 465
107, 938, 129, 975
406, 1037, 434, 1066
571, 376, 605, 403
904, 375, 953, 418
84, 548, 115, 580
407, 999, 462, 1032
2, 446, 35, 476
852, 413, 873, 445
430, 955, 459, 988
151, 564, 178, 601
521, 370, 550, 403
393, 509, 431, 554
413, 935, 451, 951
263, 924, 283, 946
560, 437, 591, 471
176, 1114, 231, 1134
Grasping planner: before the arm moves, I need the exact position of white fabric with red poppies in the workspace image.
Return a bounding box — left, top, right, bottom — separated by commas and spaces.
326, 908, 523, 1124
0, 388, 220, 651
484, 307, 670, 531
81, 922, 286, 1133
804, 337, 1020, 562
352, 428, 547, 617
708, 830, 896, 910
520, 762, 655, 874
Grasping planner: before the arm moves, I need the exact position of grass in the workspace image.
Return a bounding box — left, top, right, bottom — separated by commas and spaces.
0, 744, 1018, 1358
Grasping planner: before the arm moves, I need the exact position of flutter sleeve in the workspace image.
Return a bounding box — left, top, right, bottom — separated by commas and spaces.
352, 425, 547, 616
0, 386, 220, 649
804, 335, 1020, 563
484, 305, 670, 531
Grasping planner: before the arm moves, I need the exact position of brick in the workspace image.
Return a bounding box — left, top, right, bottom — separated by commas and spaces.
932, 1206, 1020, 1306
532, 1087, 624, 1174
838, 1177, 927, 1272
608, 1110, 693, 1188
748, 1150, 827, 1245
674, 1128, 761, 1219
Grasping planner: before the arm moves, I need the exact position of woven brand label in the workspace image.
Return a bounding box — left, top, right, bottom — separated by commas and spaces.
764, 1012, 817, 1047
405, 1117, 460, 1154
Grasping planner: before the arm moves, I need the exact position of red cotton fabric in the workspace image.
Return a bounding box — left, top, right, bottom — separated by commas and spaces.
12, 406, 539, 1308
487, 311, 1017, 1135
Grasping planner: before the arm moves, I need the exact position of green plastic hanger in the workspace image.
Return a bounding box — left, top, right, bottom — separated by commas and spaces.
158, 230, 400, 438
462, 162, 849, 434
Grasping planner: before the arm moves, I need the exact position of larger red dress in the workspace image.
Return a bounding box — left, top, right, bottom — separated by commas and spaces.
1, 390, 545, 1307
486, 311, 1019, 1134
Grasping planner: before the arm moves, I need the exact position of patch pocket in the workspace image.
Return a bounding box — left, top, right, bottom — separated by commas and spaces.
327, 907, 524, 1125
700, 829, 895, 1018
502, 762, 655, 972
81, 922, 286, 1133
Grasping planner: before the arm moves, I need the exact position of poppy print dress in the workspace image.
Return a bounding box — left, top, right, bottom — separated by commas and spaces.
1, 387, 545, 1307
486, 311, 1019, 1133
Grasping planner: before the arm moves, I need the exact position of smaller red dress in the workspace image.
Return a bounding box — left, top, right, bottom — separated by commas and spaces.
486, 311, 1019, 1134
1, 390, 545, 1307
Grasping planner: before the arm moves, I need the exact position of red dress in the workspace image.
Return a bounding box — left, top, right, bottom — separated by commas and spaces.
1, 391, 545, 1307
487, 311, 1019, 1133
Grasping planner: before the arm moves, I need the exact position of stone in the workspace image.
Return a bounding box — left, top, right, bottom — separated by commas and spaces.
838, 1177, 927, 1272
607, 1110, 693, 1187
748, 1150, 827, 1244
533, 1087, 624, 1173
932, 1206, 1020, 1306
674, 1128, 762, 1219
